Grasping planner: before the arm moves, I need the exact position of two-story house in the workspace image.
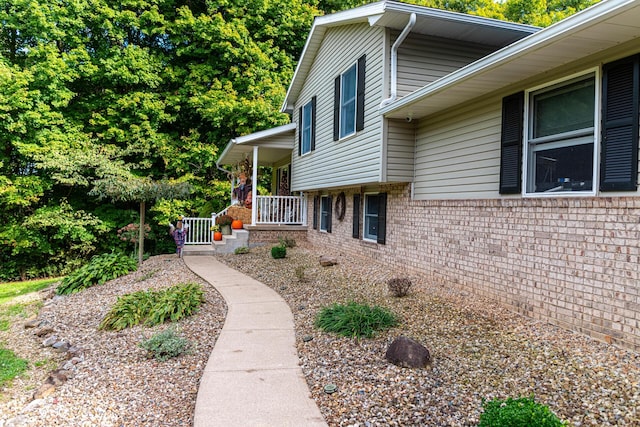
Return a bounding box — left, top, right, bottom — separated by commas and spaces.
218, 0, 640, 351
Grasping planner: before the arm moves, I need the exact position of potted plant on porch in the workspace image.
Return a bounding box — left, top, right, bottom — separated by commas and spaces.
211, 225, 222, 241
216, 214, 234, 235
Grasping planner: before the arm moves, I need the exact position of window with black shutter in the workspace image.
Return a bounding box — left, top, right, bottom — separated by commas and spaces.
334, 55, 366, 141
499, 92, 524, 194
352, 194, 361, 239
601, 54, 639, 191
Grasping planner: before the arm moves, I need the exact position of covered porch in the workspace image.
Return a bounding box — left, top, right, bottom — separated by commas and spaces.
216, 123, 307, 227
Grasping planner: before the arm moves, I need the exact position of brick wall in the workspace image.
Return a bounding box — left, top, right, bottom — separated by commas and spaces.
306, 185, 640, 351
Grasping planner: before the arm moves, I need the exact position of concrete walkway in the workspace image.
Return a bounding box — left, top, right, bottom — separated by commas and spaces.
183, 256, 327, 427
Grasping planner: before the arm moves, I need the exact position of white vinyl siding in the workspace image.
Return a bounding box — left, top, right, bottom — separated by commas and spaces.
291, 24, 385, 192
414, 97, 503, 200
385, 119, 415, 182
396, 33, 496, 97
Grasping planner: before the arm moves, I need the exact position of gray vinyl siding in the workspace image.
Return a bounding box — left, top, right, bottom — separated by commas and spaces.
291, 24, 385, 192
385, 119, 415, 182
414, 97, 503, 200
395, 33, 497, 97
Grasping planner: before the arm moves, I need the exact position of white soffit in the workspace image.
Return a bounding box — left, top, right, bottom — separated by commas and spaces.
382, 0, 640, 120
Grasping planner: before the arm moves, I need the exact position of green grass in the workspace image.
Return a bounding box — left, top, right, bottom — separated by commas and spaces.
0, 277, 60, 305
0, 346, 29, 386
315, 302, 399, 339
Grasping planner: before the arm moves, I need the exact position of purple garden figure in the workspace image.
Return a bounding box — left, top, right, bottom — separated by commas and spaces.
169, 218, 189, 257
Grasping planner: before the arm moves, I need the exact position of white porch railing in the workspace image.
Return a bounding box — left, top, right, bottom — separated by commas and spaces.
255, 195, 307, 225
183, 215, 214, 245
182, 195, 306, 245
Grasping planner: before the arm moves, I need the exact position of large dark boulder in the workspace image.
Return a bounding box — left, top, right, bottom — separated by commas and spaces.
385, 336, 431, 368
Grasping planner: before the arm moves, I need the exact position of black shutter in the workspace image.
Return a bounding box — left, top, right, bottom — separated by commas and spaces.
311, 96, 317, 151
327, 195, 333, 233
600, 54, 639, 191
499, 92, 524, 194
333, 77, 340, 141
352, 194, 360, 239
298, 106, 302, 156
313, 196, 319, 230
377, 192, 387, 245
356, 54, 366, 132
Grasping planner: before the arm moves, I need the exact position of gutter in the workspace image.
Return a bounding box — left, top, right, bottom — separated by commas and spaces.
380, 12, 416, 108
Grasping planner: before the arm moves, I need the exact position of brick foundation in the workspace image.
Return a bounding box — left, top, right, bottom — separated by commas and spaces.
306, 184, 640, 351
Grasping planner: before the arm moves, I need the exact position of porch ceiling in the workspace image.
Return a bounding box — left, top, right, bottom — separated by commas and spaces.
217, 123, 296, 167
382, 0, 640, 120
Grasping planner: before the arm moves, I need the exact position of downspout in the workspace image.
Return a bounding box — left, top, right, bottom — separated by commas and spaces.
380, 13, 416, 108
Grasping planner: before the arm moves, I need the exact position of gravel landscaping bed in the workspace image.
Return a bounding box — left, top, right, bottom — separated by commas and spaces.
0, 255, 226, 427
1, 245, 639, 426
217, 244, 640, 427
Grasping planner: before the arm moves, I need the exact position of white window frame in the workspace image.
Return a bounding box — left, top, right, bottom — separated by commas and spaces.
362, 192, 379, 242
523, 68, 600, 197
301, 100, 313, 155
320, 195, 330, 232
339, 63, 357, 140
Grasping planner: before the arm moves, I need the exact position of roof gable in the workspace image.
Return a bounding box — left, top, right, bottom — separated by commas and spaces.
281, 0, 538, 113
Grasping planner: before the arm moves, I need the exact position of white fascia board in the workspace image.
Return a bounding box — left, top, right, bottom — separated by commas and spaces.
381, 0, 638, 118
232, 123, 297, 145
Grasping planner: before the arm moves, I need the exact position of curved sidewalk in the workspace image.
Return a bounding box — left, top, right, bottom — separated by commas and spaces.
183, 256, 327, 427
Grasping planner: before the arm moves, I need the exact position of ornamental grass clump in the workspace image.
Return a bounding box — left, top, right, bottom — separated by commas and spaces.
56, 252, 137, 295
478, 396, 567, 427
139, 327, 192, 361
100, 283, 204, 331
315, 302, 398, 339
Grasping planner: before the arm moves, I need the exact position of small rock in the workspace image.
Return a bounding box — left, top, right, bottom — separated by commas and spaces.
48, 369, 69, 386
42, 335, 58, 347
32, 383, 56, 400
23, 318, 42, 329
319, 255, 338, 267
33, 326, 54, 337
23, 398, 46, 412
52, 341, 71, 352
385, 336, 431, 368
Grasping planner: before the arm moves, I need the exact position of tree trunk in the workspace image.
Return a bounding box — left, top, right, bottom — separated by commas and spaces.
138, 201, 145, 266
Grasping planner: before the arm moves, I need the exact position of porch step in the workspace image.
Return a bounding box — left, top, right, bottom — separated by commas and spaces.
182, 229, 250, 256
212, 229, 249, 254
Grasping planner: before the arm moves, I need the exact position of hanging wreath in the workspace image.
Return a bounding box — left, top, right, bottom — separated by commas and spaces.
335, 191, 346, 221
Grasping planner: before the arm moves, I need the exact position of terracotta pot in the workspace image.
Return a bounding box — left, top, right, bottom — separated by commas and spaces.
231, 219, 243, 229
213, 231, 223, 241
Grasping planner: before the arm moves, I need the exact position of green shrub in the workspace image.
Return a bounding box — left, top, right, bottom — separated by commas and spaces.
56, 252, 138, 295
139, 327, 191, 361
234, 246, 250, 254
271, 245, 286, 259
479, 396, 567, 427
0, 346, 29, 385
99, 290, 157, 331
315, 302, 398, 339
100, 283, 205, 331
145, 283, 205, 326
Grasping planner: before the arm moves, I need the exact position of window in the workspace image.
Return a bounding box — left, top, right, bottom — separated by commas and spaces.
363, 193, 386, 244
334, 55, 366, 141
524, 72, 597, 194
320, 195, 332, 232
340, 64, 357, 139
299, 97, 316, 155
500, 55, 639, 196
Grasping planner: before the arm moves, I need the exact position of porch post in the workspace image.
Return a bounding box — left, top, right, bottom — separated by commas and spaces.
251, 146, 258, 226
